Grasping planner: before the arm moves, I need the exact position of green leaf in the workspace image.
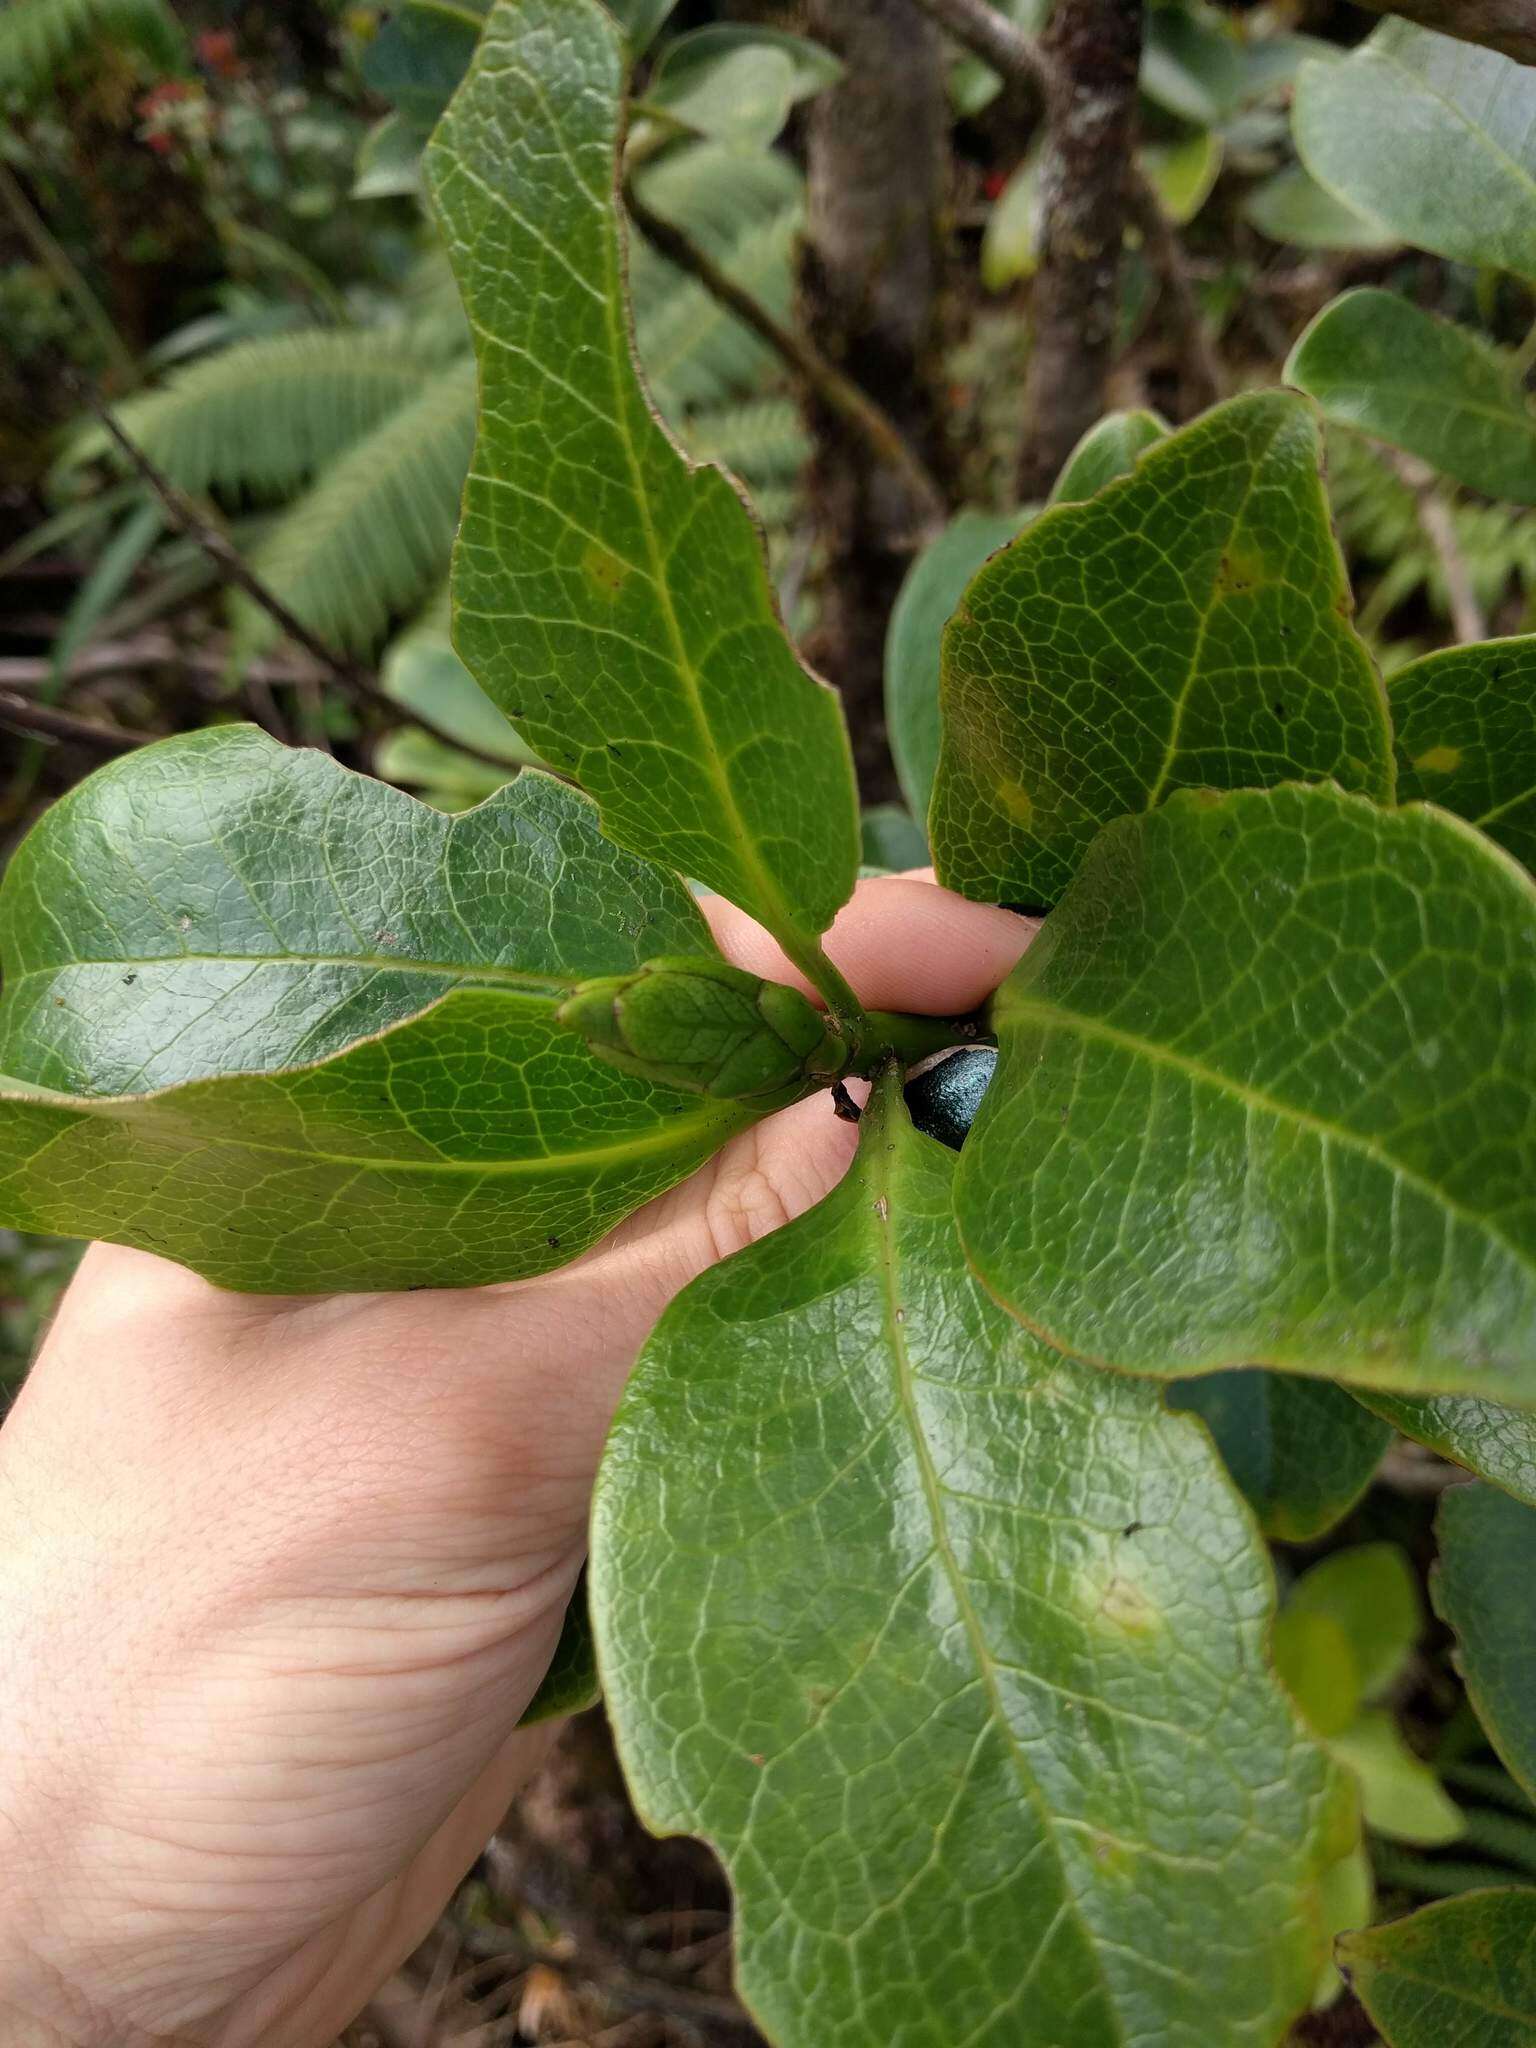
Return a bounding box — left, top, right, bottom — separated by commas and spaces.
930, 393, 1393, 908
1388, 637, 1536, 872
954, 783, 1536, 1404
604, 0, 677, 56
1243, 165, 1397, 252
1141, 5, 1244, 127
644, 42, 799, 149
1287, 1545, 1423, 1702
1358, 1389, 1536, 1507
1437, 1484, 1536, 1803
884, 507, 1033, 822
1141, 130, 1223, 227
0, 725, 713, 1096
1293, 21, 1536, 280
647, 26, 840, 147
1331, 1712, 1465, 1847
1272, 1607, 1363, 1739
362, 0, 483, 132
353, 111, 424, 199
382, 587, 536, 769
520, 1573, 600, 1724
0, 987, 750, 1292
1048, 407, 1169, 507
1287, 291, 1536, 505
1167, 1373, 1390, 1541
1311, 1843, 1374, 2010
427, 0, 859, 966
593, 1071, 1350, 2048
980, 147, 1044, 290
859, 803, 928, 873
1340, 1889, 1536, 2046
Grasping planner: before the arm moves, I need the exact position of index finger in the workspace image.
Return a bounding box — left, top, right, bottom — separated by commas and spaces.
702, 869, 1034, 1016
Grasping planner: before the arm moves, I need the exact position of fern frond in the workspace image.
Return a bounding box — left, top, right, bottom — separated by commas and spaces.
63, 332, 453, 501
0, 0, 185, 101
630, 143, 802, 418
683, 397, 806, 490
1328, 428, 1536, 634
235, 359, 477, 659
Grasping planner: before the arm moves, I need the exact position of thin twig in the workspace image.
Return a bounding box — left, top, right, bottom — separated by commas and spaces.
623, 182, 946, 528
911, 0, 1061, 105
1125, 170, 1224, 411
1390, 451, 1486, 644
75, 388, 523, 775
0, 688, 153, 753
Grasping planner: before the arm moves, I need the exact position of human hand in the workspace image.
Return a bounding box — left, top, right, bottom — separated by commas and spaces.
0, 873, 1028, 2048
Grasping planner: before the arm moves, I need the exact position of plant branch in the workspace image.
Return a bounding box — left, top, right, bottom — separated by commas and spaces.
623, 181, 945, 528
1013, 0, 1145, 498
0, 688, 152, 753
911, 0, 1060, 106
75, 390, 523, 776
1390, 452, 1486, 644
1125, 171, 1224, 412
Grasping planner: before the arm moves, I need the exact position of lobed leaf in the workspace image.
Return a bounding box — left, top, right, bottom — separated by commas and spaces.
1287, 290, 1536, 505
427, 0, 859, 962
955, 783, 1536, 1404
1339, 1889, 1536, 2046
0, 992, 749, 1293
929, 392, 1392, 907
0, 728, 750, 1290
0, 726, 710, 1096
593, 1071, 1350, 2048
1389, 636, 1536, 874
1293, 21, 1536, 280
1436, 1484, 1536, 1803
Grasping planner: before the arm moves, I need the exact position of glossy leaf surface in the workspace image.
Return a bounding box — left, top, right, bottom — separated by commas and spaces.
1389, 637, 1536, 873
594, 1073, 1348, 2048
1437, 1484, 1536, 1801
1287, 291, 1536, 504
1167, 1372, 1390, 1541
956, 784, 1536, 1402
0, 990, 749, 1292
1294, 22, 1536, 279
1359, 1389, 1536, 1506
1047, 406, 1168, 506
1339, 1889, 1536, 2047
0, 726, 712, 1096
930, 393, 1392, 907
428, 0, 859, 957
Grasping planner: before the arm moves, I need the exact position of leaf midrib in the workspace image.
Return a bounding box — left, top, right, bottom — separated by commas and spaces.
867, 1128, 1126, 2046
1372, 38, 1536, 221
15, 1090, 732, 1177
1143, 409, 1290, 812
593, 60, 818, 957
1008, 993, 1533, 1281
5, 953, 573, 994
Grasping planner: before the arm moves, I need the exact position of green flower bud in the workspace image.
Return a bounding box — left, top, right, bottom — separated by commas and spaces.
558, 955, 853, 1102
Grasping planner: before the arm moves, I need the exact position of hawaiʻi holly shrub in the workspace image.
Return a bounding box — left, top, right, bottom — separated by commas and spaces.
8, 3, 1536, 2044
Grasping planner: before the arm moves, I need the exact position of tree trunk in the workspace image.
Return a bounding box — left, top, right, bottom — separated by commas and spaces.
1015, 0, 1143, 500
800, 0, 950, 807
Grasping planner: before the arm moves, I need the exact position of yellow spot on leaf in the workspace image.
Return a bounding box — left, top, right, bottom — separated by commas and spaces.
582, 540, 630, 601
995, 780, 1035, 827
1412, 743, 1462, 776
1076, 1561, 1166, 1640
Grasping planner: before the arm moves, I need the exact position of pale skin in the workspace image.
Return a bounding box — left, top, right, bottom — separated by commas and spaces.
0, 874, 1029, 2048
